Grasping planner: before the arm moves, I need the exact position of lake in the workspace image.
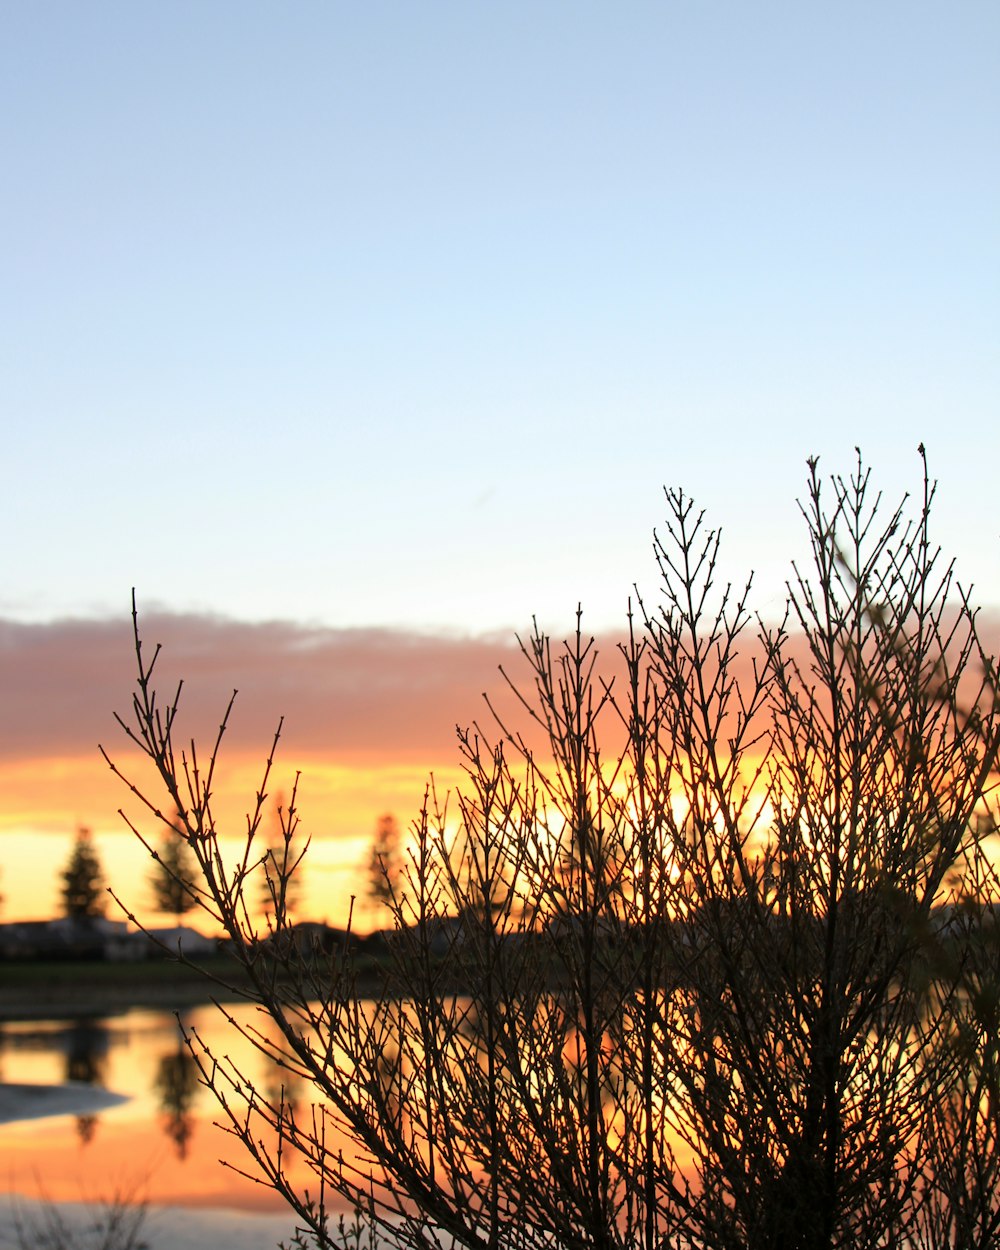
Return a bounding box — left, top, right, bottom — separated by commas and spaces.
0, 1003, 326, 1229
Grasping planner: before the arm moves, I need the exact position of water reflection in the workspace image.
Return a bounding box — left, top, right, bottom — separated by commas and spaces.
0, 1005, 329, 1212
64, 1017, 109, 1085
63, 1017, 109, 1145
259, 1034, 303, 1127
153, 1027, 198, 1159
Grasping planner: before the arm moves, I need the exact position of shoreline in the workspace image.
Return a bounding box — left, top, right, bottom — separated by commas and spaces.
0, 958, 258, 1020
0, 1079, 316, 1250
0, 1194, 304, 1250
0, 955, 390, 1020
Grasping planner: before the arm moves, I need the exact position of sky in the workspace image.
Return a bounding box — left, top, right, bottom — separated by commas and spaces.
1, 3, 998, 926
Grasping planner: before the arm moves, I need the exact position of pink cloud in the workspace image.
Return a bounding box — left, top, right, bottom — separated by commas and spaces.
2, 605, 996, 777
0, 611, 542, 768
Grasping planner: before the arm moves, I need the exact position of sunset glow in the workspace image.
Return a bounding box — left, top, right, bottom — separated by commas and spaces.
2, 600, 999, 930
1, 4, 997, 1242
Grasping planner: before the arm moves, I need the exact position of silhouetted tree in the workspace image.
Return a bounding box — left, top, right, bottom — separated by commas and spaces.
259, 790, 305, 924
148, 810, 199, 922
60, 827, 106, 920
367, 813, 403, 912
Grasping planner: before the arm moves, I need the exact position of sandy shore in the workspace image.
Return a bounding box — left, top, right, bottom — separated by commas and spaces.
0, 1196, 303, 1250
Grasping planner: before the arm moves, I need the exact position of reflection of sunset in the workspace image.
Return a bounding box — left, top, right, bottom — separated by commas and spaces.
0, 1007, 360, 1214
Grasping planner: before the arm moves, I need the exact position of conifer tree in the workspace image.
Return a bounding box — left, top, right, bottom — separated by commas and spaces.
149, 812, 199, 922
259, 791, 305, 924
367, 813, 402, 911
60, 826, 106, 920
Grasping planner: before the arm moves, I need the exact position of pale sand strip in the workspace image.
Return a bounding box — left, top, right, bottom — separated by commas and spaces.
0, 1198, 303, 1250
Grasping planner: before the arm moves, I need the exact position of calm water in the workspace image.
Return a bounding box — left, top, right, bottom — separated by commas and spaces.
0, 1003, 323, 1215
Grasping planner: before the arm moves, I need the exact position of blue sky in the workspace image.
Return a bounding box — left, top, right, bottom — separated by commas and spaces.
3, 3, 997, 635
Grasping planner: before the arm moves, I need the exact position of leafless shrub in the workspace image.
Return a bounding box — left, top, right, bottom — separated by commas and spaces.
104, 449, 1000, 1250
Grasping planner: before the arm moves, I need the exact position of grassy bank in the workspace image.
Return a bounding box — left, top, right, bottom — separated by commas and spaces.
0, 956, 255, 1017
0, 950, 391, 1018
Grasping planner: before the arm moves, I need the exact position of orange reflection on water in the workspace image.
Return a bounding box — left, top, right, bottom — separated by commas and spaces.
0, 1005, 345, 1213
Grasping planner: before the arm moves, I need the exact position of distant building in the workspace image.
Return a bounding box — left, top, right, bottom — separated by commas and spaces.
0, 917, 217, 962
143, 924, 217, 958
0, 916, 143, 961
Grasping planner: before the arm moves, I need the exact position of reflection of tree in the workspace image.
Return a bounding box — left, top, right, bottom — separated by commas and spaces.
260, 1024, 303, 1128
65, 1018, 108, 1085
154, 1037, 199, 1159
75, 1112, 98, 1145
64, 1018, 108, 1148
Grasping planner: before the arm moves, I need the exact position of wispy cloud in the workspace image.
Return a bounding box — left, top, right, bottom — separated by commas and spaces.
0, 612, 528, 766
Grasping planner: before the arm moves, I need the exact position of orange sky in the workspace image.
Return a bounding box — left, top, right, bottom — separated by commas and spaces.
0, 612, 550, 929
3, 608, 998, 932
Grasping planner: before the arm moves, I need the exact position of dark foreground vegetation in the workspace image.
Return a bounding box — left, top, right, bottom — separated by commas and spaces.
106, 452, 1000, 1250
